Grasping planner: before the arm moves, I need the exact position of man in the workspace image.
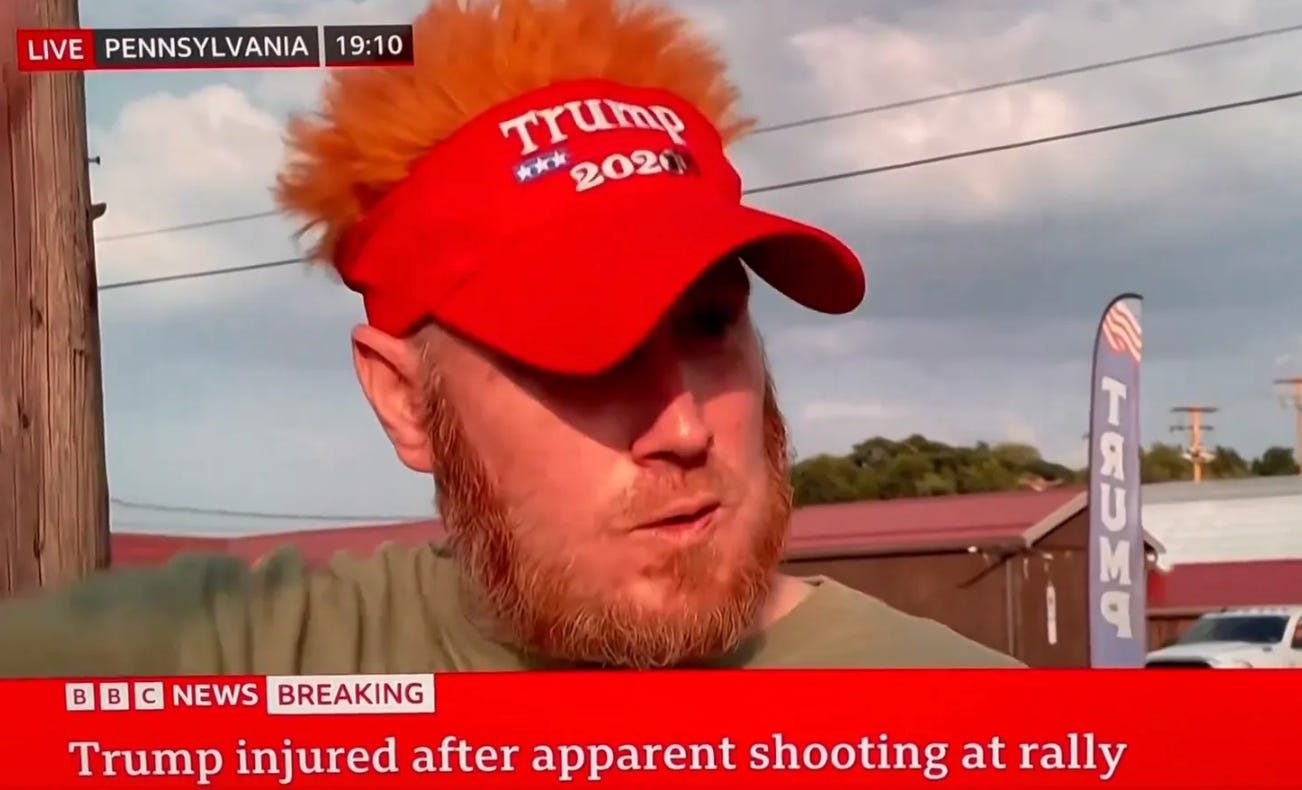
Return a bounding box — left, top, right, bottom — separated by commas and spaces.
0, 0, 1019, 674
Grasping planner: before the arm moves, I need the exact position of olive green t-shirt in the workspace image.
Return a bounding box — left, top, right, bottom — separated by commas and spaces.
0, 543, 1021, 676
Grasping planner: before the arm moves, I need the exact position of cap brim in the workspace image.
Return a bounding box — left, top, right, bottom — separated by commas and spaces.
432, 197, 865, 375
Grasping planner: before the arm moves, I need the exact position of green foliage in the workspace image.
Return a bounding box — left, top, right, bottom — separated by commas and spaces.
1252, 446, 1301, 476
790, 434, 1302, 507
1205, 445, 1252, 480
1137, 443, 1299, 483
1140, 442, 1191, 484
791, 434, 1072, 506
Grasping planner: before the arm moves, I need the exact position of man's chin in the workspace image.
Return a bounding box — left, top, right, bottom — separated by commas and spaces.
513, 568, 762, 667
578, 605, 756, 669
629, 574, 767, 625
622, 560, 755, 608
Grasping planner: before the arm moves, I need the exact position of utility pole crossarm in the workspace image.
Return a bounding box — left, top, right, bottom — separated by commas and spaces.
1170, 405, 1218, 483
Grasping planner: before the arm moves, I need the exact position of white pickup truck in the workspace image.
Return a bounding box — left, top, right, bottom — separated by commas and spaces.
1145, 607, 1302, 668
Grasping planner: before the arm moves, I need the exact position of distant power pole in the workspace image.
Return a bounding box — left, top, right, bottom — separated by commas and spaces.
1275, 378, 1302, 477
1170, 406, 1218, 483
0, 0, 111, 596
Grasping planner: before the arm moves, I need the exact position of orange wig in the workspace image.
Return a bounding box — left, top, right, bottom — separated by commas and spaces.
274, 0, 755, 269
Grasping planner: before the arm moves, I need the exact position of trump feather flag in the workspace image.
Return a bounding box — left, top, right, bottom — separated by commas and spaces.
1087, 294, 1146, 667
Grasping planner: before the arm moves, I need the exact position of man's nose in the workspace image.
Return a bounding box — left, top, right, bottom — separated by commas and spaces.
627, 335, 714, 466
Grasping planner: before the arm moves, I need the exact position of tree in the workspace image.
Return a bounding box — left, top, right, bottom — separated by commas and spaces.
790, 434, 1297, 509
1205, 445, 1251, 480
790, 455, 873, 505
1252, 446, 1301, 477
791, 434, 1076, 506
1140, 443, 1191, 483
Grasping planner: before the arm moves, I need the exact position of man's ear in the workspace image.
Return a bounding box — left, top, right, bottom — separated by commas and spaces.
352, 324, 434, 473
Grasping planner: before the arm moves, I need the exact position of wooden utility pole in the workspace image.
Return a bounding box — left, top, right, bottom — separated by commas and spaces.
1275, 378, 1302, 477
1170, 406, 1217, 483
1, 0, 110, 596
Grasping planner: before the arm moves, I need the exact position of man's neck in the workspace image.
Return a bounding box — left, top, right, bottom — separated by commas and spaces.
755, 572, 814, 631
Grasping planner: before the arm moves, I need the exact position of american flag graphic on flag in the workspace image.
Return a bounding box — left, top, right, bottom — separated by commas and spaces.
1101, 300, 1142, 362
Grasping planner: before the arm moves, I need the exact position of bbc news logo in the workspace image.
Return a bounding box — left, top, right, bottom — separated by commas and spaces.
64, 680, 261, 711
65, 681, 164, 712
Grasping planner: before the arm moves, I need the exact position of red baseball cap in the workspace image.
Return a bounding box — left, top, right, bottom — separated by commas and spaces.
336, 78, 865, 375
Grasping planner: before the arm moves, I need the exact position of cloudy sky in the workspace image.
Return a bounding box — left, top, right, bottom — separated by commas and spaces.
82, 0, 1302, 535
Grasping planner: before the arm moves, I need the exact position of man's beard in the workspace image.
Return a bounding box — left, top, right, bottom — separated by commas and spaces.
422, 367, 793, 669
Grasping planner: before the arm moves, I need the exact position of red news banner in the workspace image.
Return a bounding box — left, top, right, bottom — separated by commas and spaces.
0, 670, 1294, 789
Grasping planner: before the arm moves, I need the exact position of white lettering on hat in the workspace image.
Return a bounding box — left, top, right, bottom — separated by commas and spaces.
536, 105, 570, 147
649, 106, 687, 145
566, 99, 617, 134
499, 98, 689, 156
499, 111, 543, 155
606, 101, 659, 131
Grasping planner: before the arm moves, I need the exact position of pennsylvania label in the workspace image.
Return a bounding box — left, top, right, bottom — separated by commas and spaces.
92, 26, 321, 68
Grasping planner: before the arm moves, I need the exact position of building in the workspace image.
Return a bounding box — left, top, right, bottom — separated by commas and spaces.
1147, 558, 1302, 648
1142, 477, 1302, 567
110, 486, 1163, 667
777, 487, 1163, 667
1142, 477, 1302, 646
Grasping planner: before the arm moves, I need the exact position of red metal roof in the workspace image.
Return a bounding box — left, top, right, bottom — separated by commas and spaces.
110, 487, 1087, 567
229, 521, 441, 566
1148, 559, 1302, 611
111, 534, 227, 567
109, 522, 442, 568
784, 487, 1085, 558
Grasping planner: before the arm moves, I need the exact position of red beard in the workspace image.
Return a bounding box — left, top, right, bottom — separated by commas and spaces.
424, 369, 792, 669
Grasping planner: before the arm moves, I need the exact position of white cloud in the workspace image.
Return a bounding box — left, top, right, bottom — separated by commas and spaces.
760, 1, 1302, 224
783, 15, 1091, 218
677, 3, 730, 38
801, 400, 903, 422
96, 85, 282, 203
236, 0, 418, 27
1274, 333, 1302, 368
998, 412, 1041, 447
90, 84, 302, 312
769, 319, 872, 358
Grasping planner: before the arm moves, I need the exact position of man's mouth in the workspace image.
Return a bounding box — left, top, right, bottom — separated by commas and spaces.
634, 497, 721, 535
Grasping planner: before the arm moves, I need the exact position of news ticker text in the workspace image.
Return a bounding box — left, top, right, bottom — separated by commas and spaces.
55, 678, 1128, 785
17, 25, 415, 71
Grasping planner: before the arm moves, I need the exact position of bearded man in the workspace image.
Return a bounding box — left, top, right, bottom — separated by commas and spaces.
0, 0, 1018, 674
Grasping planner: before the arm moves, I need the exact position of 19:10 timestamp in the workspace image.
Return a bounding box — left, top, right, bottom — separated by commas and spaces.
323, 25, 415, 66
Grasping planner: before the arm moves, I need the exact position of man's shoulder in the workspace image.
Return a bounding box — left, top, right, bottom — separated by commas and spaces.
753, 577, 1025, 669
0, 550, 274, 678
0, 542, 456, 678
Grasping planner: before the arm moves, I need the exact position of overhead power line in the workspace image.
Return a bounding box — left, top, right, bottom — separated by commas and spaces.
744, 86, 1302, 196
97, 210, 279, 243
97, 86, 1302, 292
98, 257, 304, 291
93, 21, 1302, 245
110, 496, 427, 523
750, 20, 1302, 135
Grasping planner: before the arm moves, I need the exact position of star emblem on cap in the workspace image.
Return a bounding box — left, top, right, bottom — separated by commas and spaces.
514, 149, 570, 184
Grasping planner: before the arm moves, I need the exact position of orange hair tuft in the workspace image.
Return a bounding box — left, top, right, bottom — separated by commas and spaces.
274, 0, 754, 268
